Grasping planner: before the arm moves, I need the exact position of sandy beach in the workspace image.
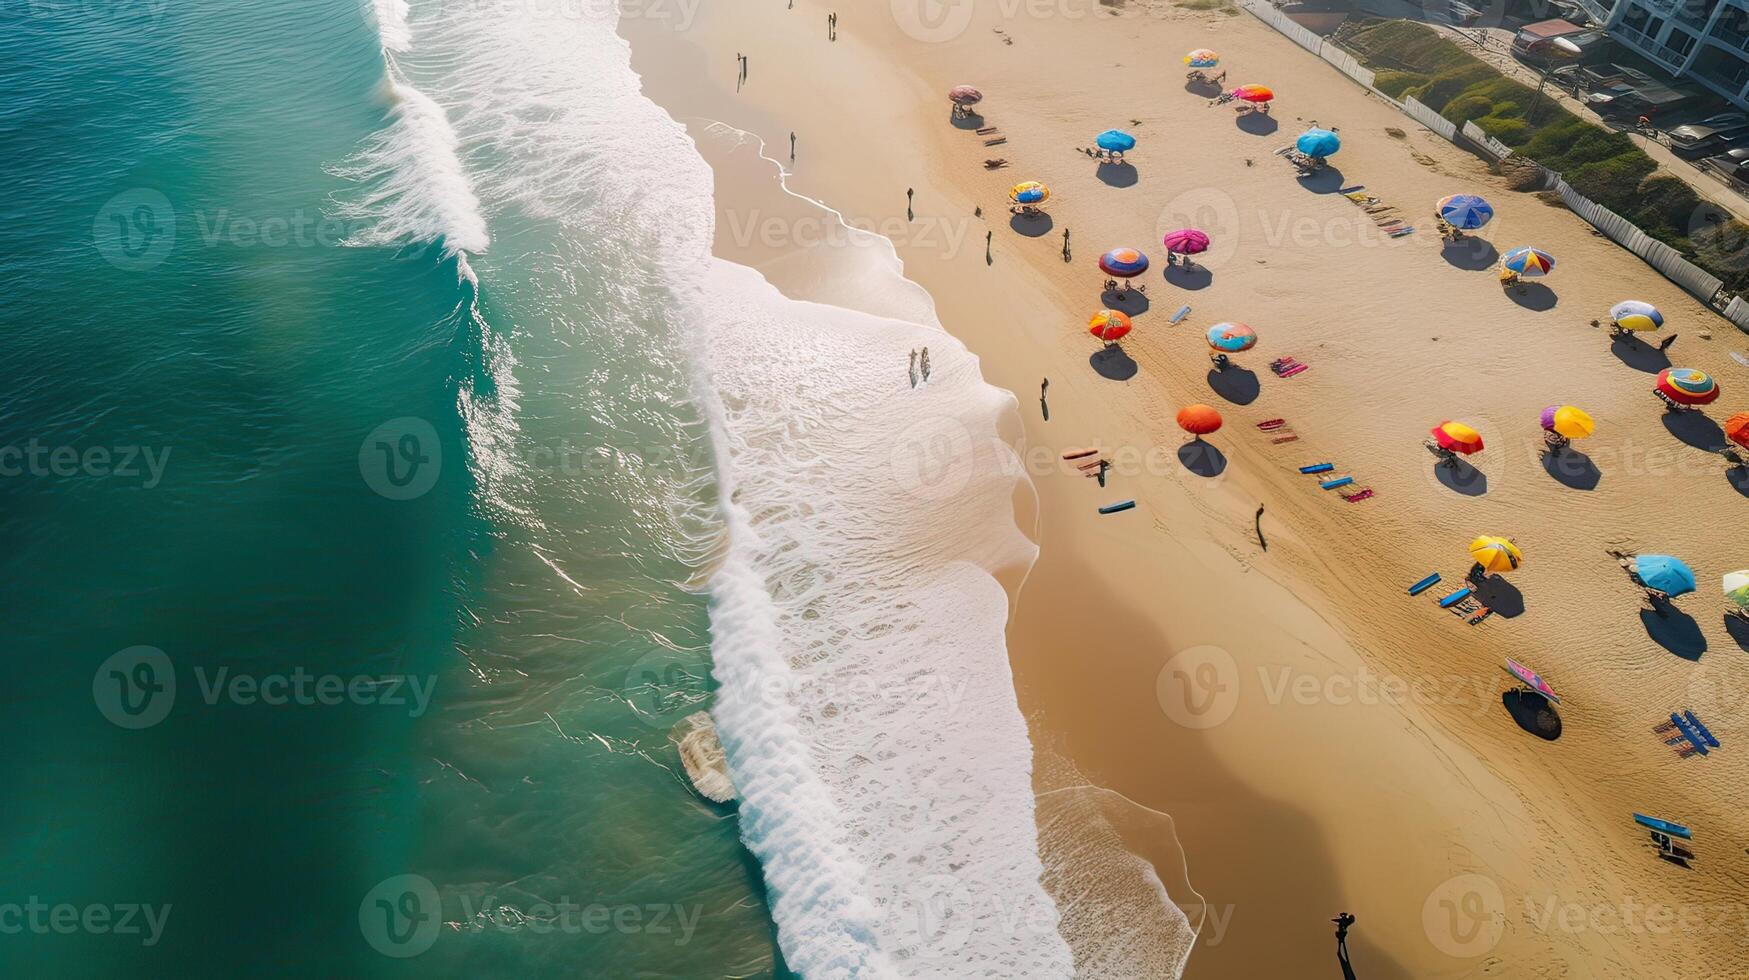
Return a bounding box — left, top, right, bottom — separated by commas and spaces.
625, 1, 1749, 976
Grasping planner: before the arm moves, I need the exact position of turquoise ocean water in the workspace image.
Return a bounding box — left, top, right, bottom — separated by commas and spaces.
2, 0, 784, 975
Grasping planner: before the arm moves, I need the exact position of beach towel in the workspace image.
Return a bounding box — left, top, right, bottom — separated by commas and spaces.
1407, 573, 1441, 596
1098, 500, 1136, 515
1298, 463, 1334, 474
1279, 363, 1309, 377
1342, 489, 1375, 502
1438, 588, 1473, 609
1169, 305, 1192, 324
1319, 476, 1353, 490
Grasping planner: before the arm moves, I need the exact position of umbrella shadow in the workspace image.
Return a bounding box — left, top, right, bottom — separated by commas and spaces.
1100, 287, 1150, 314
1236, 111, 1279, 136
1206, 366, 1260, 405
1474, 575, 1526, 618
1178, 439, 1228, 477
1434, 459, 1489, 496
1542, 449, 1601, 490
1502, 691, 1563, 741
1090, 345, 1138, 381
1097, 162, 1139, 188
1441, 238, 1498, 270
1165, 263, 1213, 290
1185, 78, 1222, 97
1610, 335, 1671, 373
1010, 211, 1054, 237
1640, 606, 1707, 661
950, 110, 985, 130
1506, 282, 1559, 311
1728, 465, 1749, 498
1662, 410, 1724, 451
1296, 165, 1345, 194
1725, 614, 1749, 652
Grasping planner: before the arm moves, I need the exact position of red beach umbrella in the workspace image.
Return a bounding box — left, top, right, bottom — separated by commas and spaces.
1177, 404, 1223, 436
1089, 309, 1132, 344
1724, 412, 1749, 449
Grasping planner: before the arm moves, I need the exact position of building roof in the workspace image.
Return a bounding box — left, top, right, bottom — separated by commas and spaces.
1517, 18, 1586, 39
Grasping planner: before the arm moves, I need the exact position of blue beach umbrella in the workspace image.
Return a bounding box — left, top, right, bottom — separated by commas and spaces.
1096, 129, 1137, 153
1296, 127, 1340, 157
1438, 194, 1495, 231
1634, 554, 1697, 598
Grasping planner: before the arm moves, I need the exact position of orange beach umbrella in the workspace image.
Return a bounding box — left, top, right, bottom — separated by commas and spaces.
1177, 404, 1223, 436
1431, 420, 1484, 455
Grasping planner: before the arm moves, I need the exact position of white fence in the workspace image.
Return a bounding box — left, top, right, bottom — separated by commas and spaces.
1236, 0, 1742, 317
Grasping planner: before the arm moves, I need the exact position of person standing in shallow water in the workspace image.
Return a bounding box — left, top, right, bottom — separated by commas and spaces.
909, 349, 918, 388
920, 347, 931, 382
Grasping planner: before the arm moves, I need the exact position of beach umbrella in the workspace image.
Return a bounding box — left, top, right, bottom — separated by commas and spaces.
1469, 536, 1523, 573
1009, 181, 1050, 206
1610, 300, 1663, 333
1207, 322, 1257, 352
1162, 228, 1211, 255
1177, 404, 1223, 436
1185, 48, 1220, 68
1089, 309, 1132, 344
1724, 570, 1749, 611
1725, 412, 1749, 450
1436, 194, 1494, 230
1634, 554, 1697, 598
1431, 420, 1484, 455
1098, 248, 1150, 278
1296, 127, 1340, 157
1655, 367, 1720, 406
1095, 129, 1137, 153
1540, 405, 1595, 440
948, 85, 983, 105
1231, 84, 1274, 103
1501, 246, 1555, 277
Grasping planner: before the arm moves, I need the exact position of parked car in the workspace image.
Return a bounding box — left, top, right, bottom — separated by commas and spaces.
1666, 121, 1749, 156
1701, 153, 1749, 193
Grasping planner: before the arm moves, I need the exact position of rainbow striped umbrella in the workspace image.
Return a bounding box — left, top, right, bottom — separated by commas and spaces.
1610, 300, 1663, 332
1185, 48, 1220, 68
1090, 309, 1132, 343
1096, 129, 1137, 153
1162, 228, 1210, 255
1296, 128, 1340, 157
1656, 367, 1719, 406
1232, 84, 1274, 103
1540, 405, 1595, 440
1098, 248, 1149, 278
1010, 181, 1050, 205
1431, 420, 1484, 455
1635, 554, 1696, 597
1724, 570, 1749, 611
1502, 246, 1555, 277
1437, 194, 1494, 230
1469, 536, 1523, 573
1207, 322, 1257, 352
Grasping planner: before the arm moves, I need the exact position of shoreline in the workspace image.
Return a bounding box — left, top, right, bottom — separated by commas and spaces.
624, 1, 1749, 977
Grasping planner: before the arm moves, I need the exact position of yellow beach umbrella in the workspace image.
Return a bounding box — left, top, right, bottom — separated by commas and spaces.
1469, 536, 1523, 573
1540, 405, 1595, 440
1009, 181, 1050, 206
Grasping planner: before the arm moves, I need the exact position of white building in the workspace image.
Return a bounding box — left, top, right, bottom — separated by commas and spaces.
1600, 0, 1749, 107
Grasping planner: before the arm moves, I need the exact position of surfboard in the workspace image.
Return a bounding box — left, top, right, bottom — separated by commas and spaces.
1633, 813, 1692, 839
1098, 500, 1136, 515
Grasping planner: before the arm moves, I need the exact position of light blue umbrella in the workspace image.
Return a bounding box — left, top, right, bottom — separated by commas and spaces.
1095, 129, 1137, 153
1438, 194, 1495, 231
1634, 554, 1697, 598
1295, 127, 1340, 157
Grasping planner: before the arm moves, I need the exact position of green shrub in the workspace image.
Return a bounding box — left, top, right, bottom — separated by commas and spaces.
1566, 154, 1657, 208
1441, 93, 1493, 125
1373, 70, 1428, 99
1474, 116, 1529, 144
1630, 173, 1701, 238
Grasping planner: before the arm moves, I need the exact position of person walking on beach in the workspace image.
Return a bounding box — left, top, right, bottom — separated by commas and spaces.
828, 11, 837, 41
920, 347, 931, 382
907, 187, 914, 222
909, 349, 919, 388
1096, 458, 1110, 487
1061, 228, 1071, 262
1039, 377, 1049, 421
1332, 912, 1357, 980
790, 131, 796, 164
1255, 504, 1267, 551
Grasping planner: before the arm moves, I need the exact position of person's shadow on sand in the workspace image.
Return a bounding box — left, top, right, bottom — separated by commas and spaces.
1165, 263, 1212, 290
1435, 458, 1488, 496
1641, 605, 1707, 660
1236, 111, 1278, 136
1440, 238, 1497, 270
1506, 282, 1558, 311
1542, 448, 1601, 490
1178, 439, 1227, 477
1609, 334, 1672, 373
1207, 366, 1260, 405
1010, 211, 1054, 237
1502, 691, 1562, 741
1097, 162, 1138, 188
1090, 345, 1137, 380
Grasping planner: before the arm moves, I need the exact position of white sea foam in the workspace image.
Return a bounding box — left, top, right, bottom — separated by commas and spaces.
388, 0, 1096, 975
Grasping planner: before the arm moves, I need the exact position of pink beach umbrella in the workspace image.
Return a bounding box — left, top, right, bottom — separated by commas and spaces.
1163, 228, 1211, 258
